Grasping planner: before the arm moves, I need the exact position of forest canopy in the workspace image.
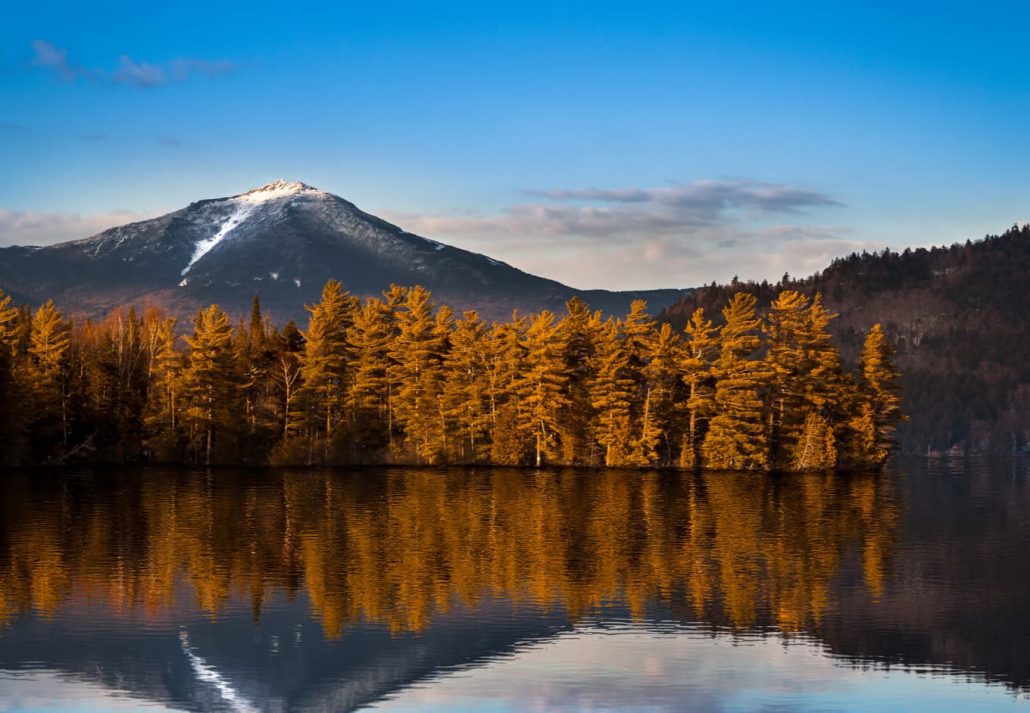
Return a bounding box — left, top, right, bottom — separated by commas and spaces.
0, 282, 902, 470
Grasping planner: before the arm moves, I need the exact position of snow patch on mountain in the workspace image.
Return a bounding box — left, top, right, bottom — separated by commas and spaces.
181, 202, 257, 276
239, 179, 320, 204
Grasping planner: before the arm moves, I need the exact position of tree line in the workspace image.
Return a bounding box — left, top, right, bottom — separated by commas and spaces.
0, 281, 902, 468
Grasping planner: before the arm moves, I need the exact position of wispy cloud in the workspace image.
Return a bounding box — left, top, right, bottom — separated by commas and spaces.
383, 179, 868, 290
31, 40, 80, 81
157, 135, 182, 147
31, 40, 235, 88
78, 132, 106, 142
0, 121, 31, 132
0, 208, 160, 247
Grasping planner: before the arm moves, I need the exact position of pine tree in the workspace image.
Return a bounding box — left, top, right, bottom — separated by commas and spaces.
514, 310, 569, 467
181, 305, 239, 465
639, 322, 683, 466
680, 309, 719, 467
0, 290, 22, 461
619, 301, 665, 466
388, 286, 447, 462
764, 291, 845, 467
443, 310, 491, 463
556, 298, 601, 464
701, 294, 770, 470
849, 323, 904, 465
143, 315, 182, 460
293, 280, 357, 461
25, 300, 71, 459
589, 319, 636, 466
345, 297, 393, 459
486, 313, 529, 465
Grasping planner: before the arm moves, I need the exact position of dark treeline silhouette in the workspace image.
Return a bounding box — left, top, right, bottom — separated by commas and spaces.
661, 224, 1030, 455
0, 283, 901, 468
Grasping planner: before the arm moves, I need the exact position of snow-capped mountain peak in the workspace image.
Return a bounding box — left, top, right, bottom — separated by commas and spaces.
180, 181, 331, 275
0, 180, 688, 323
238, 180, 322, 204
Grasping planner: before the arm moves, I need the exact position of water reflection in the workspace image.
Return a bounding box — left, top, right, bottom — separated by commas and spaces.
0, 468, 896, 637
0, 461, 1027, 711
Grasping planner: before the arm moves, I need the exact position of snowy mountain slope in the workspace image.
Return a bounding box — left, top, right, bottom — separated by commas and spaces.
0, 180, 689, 322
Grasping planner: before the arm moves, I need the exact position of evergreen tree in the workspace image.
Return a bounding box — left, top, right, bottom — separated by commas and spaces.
486, 313, 529, 465
764, 291, 845, 468
639, 322, 683, 466
443, 310, 491, 462
590, 319, 635, 466
514, 310, 569, 467
181, 305, 239, 465
0, 290, 22, 461
293, 280, 357, 461
388, 286, 447, 462
701, 294, 770, 470
680, 309, 719, 467
345, 297, 393, 459
620, 301, 666, 466
25, 300, 71, 459
849, 323, 904, 465
556, 298, 601, 464
142, 316, 182, 461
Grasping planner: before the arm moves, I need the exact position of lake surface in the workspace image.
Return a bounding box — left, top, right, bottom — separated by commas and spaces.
0, 459, 1027, 712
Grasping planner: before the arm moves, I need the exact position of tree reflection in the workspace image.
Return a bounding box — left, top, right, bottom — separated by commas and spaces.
0, 468, 897, 638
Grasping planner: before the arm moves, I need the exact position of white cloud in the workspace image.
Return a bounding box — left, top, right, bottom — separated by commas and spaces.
0, 208, 159, 246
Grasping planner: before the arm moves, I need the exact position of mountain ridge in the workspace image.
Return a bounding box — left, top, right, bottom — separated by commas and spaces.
0, 180, 689, 322
658, 223, 1030, 455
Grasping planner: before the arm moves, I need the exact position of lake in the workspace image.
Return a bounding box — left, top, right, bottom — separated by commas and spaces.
0, 458, 1027, 712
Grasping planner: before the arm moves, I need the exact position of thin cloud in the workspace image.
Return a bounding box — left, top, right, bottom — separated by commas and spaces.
0, 122, 31, 132
0, 208, 160, 247
78, 132, 106, 142
157, 135, 182, 147
31, 40, 79, 81
31, 40, 235, 88
382, 179, 855, 289
112, 56, 166, 87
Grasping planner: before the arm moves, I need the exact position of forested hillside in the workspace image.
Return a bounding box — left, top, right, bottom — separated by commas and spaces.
660, 224, 1030, 455
0, 282, 900, 469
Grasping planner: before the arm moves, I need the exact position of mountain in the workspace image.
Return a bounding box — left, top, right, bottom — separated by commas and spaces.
659, 224, 1030, 455
0, 180, 688, 322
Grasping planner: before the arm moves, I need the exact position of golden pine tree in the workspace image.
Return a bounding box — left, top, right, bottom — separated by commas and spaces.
514, 310, 569, 467
181, 305, 239, 465
486, 314, 529, 465
639, 322, 683, 466
848, 323, 903, 466
293, 280, 358, 461
680, 308, 719, 467
0, 290, 22, 461
345, 297, 393, 459
701, 293, 770, 470
620, 300, 665, 466
555, 298, 602, 464
443, 310, 491, 462
142, 316, 182, 461
25, 300, 71, 458
388, 286, 447, 462
590, 319, 635, 466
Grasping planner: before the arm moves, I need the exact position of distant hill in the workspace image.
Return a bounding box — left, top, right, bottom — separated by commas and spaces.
659, 224, 1030, 455
0, 180, 688, 322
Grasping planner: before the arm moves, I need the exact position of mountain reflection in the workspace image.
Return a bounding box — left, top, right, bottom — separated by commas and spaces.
0, 467, 897, 638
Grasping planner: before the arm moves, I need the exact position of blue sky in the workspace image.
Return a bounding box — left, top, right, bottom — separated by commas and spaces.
2, 1, 1029, 289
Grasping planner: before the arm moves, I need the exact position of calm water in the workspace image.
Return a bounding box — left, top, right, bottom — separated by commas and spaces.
0, 459, 1028, 712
